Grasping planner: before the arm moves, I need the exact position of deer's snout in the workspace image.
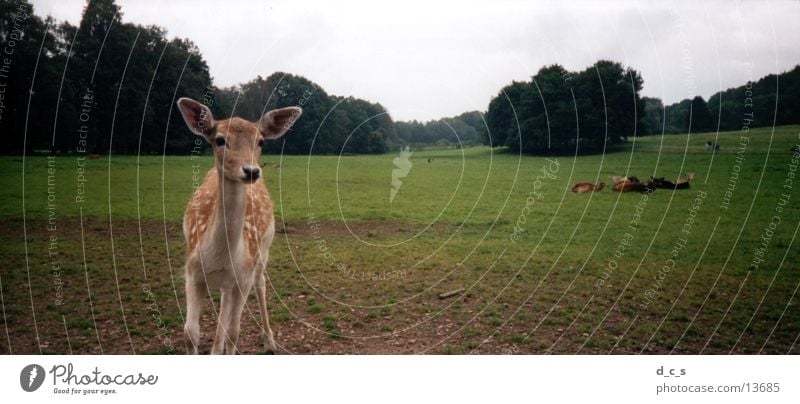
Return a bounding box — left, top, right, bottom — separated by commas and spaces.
242, 165, 261, 181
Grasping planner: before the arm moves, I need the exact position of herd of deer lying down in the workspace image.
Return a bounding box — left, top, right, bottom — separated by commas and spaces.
571, 172, 695, 193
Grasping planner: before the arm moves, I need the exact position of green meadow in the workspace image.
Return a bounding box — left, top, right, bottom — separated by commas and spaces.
1, 125, 799, 354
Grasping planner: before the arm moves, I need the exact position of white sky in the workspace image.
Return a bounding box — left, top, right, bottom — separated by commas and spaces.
29, 0, 800, 121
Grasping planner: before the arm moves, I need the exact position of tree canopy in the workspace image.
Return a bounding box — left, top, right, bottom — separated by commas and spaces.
484, 61, 643, 154
395, 111, 486, 149
640, 66, 800, 135
214, 73, 398, 155
2, 0, 215, 155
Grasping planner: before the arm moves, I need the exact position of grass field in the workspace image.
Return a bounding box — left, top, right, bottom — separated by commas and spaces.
1, 125, 799, 354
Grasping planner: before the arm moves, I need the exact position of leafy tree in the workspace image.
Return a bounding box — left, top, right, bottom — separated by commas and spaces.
393, 111, 485, 148
640, 97, 664, 135
689, 96, 713, 133
484, 60, 643, 154
1, 1, 62, 153
0, 0, 214, 155
453, 111, 487, 144
672, 65, 800, 134
664, 99, 691, 134
485, 81, 527, 147
216, 73, 394, 154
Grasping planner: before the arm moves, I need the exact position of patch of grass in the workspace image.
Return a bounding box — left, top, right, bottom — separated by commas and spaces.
322, 316, 342, 339
463, 341, 479, 351
440, 344, 462, 355
322, 316, 338, 331
503, 335, 529, 345
484, 317, 503, 327
273, 307, 290, 323
66, 319, 95, 330
462, 327, 480, 338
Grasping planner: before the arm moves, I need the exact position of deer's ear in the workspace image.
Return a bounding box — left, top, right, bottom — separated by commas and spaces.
258, 107, 302, 140
177, 97, 216, 138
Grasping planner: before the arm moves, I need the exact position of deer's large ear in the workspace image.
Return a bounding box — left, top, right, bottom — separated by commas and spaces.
258, 106, 302, 140
176, 97, 216, 138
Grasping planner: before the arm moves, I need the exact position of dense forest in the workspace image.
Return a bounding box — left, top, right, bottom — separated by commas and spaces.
0, 0, 408, 155
484, 61, 644, 153
1, 0, 214, 155
483, 62, 800, 154
395, 111, 486, 149
213, 73, 401, 155
654, 66, 800, 134
1, 0, 799, 156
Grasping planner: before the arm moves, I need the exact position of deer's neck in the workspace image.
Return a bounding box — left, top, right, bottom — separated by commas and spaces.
208, 171, 247, 254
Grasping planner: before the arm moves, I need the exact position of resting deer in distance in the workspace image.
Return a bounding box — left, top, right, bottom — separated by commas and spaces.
177, 97, 301, 354
571, 182, 605, 193
610, 175, 653, 193
649, 172, 695, 190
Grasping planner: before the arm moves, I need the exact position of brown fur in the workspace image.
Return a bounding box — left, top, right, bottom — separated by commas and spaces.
571, 182, 605, 193
611, 176, 651, 193
184, 169, 273, 261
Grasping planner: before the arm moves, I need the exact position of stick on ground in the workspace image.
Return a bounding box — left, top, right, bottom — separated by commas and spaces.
438, 288, 466, 299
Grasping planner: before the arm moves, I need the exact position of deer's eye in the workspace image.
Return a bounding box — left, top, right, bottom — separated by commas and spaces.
258, 138, 265, 147
214, 137, 226, 147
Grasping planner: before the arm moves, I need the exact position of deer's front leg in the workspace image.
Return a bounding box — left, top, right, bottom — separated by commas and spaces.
222, 289, 247, 355
184, 274, 205, 355
211, 290, 229, 355
255, 269, 277, 353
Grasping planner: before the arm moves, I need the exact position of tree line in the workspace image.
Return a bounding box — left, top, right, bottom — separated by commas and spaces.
2, 0, 217, 155
483, 61, 800, 154
213, 73, 399, 155
484, 61, 644, 154
2, 0, 799, 156
0, 0, 405, 155
395, 111, 486, 149
214, 74, 488, 154
639, 66, 800, 135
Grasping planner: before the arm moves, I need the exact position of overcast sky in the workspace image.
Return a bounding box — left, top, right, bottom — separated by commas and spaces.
29, 0, 800, 121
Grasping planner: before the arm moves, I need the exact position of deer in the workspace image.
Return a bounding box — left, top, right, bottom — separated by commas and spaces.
610, 175, 653, 193
705, 141, 720, 152
648, 172, 695, 190
571, 182, 605, 193
176, 97, 301, 354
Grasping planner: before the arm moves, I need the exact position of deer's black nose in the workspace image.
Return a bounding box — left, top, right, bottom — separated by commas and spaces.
242, 165, 261, 180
